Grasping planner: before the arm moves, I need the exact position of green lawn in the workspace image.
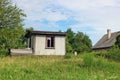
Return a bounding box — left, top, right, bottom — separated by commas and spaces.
0, 54, 120, 80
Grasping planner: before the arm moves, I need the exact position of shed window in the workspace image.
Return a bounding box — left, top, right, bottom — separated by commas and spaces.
46, 36, 55, 48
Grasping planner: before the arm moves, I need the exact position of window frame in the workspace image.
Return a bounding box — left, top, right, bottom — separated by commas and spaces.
45, 35, 55, 49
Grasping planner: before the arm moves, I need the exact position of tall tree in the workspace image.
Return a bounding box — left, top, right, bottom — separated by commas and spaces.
66, 29, 92, 53
73, 32, 84, 53
82, 34, 92, 52
66, 28, 74, 53
0, 0, 26, 49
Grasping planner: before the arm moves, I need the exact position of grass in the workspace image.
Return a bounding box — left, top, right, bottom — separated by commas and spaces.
0, 53, 120, 80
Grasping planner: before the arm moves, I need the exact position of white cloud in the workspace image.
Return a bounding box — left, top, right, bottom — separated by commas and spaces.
12, 0, 68, 21
43, 11, 67, 22
12, 0, 120, 44
57, 0, 120, 10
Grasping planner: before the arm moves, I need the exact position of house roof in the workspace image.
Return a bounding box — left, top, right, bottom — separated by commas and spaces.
25, 30, 66, 38
93, 31, 120, 50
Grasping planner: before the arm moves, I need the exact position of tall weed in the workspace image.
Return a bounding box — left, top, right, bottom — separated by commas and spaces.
83, 53, 95, 67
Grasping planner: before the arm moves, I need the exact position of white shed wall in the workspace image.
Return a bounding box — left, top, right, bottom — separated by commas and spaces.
33, 35, 66, 55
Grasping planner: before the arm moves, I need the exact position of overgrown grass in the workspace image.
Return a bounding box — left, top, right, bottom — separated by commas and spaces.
97, 47, 120, 62
0, 53, 119, 80
107, 48, 120, 61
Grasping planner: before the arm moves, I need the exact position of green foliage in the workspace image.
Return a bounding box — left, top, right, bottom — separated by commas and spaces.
107, 46, 120, 61
0, 55, 120, 80
21, 27, 34, 48
25, 27, 34, 31
64, 53, 75, 59
73, 32, 92, 53
66, 28, 74, 44
94, 45, 120, 62
66, 41, 73, 53
64, 53, 72, 59
66, 28, 74, 53
83, 53, 95, 67
115, 35, 120, 48
0, 0, 26, 50
0, 49, 9, 56
82, 52, 120, 74
66, 28, 92, 53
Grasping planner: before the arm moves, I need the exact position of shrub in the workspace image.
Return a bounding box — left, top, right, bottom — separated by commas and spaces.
107, 47, 120, 61
0, 49, 9, 57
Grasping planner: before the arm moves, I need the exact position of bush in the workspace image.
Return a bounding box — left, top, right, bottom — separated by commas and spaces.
0, 49, 9, 57
107, 47, 120, 61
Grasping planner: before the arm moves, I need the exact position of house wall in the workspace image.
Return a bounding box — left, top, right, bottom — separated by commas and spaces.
33, 35, 66, 55
10, 49, 32, 56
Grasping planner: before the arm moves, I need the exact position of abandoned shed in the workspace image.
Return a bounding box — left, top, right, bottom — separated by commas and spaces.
92, 29, 120, 51
24, 30, 66, 55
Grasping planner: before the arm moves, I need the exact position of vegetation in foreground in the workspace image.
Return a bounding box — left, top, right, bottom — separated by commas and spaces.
0, 53, 120, 80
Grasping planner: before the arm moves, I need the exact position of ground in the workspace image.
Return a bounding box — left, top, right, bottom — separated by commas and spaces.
0, 53, 120, 80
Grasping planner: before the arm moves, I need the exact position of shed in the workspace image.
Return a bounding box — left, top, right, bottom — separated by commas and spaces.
25, 30, 66, 55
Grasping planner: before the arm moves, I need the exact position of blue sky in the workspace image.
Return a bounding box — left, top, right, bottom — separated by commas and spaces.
12, 0, 120, 45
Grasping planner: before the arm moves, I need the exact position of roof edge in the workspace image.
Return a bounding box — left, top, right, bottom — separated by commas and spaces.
25, 30, 66, 38
92, 46, 111, 50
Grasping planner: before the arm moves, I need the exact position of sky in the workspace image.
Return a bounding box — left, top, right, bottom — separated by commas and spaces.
12, 0, 120, 45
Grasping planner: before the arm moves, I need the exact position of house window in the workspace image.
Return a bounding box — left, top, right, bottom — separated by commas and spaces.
46, 36, 55, 48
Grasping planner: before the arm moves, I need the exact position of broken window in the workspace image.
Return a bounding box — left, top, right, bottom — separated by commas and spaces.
46, 36, 55, 48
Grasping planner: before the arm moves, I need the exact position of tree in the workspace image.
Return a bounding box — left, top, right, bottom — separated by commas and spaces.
66, 29, 92, 53
72, 32, 84, 53
115, 35, 120, 48
66, 41, 73, 53
21, 27, 34, 48
66, 28, 74, 44
66, 28, 74, 53
82, 34, 92, 51
0, 0, 26, 50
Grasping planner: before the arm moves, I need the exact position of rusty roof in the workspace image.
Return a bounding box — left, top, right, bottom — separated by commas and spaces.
93, 31, 120, 49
